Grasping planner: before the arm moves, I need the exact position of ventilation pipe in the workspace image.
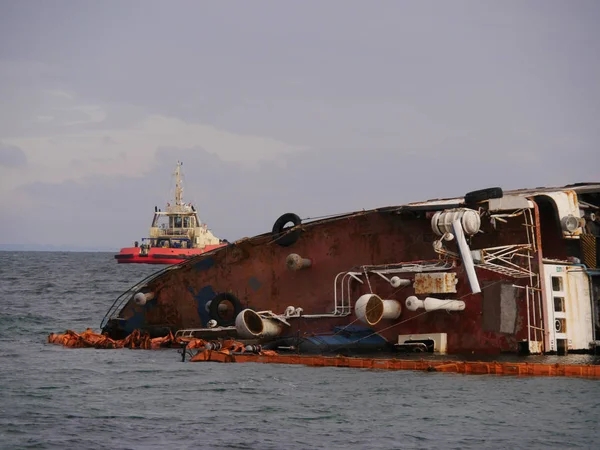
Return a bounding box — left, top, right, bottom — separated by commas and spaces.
355, 294, 401, 326
286, 253, 312, 271
405, 296, 465, 312
235, 309, 284, 339
452, 219, 481, 294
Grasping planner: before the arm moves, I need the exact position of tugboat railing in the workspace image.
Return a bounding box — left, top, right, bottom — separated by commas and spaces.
154, 228, 192, 237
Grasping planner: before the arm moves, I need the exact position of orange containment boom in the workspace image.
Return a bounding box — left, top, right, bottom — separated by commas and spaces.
47, 328, 205, 350
47, 331, 600, 379
189, 352, 600, 379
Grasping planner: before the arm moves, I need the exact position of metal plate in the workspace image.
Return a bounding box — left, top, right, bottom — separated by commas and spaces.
413, 272, 458, 294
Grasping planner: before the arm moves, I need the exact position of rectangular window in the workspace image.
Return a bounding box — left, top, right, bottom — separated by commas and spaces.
552, 276, 563, 292
554, 297, 565, 312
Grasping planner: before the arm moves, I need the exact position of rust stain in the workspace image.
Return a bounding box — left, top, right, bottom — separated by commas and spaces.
414, 272, 458, 294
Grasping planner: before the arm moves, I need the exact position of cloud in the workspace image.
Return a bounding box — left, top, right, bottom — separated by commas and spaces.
0, 142, 28, 168
4, 141, 596, 249
1, 2, 599, 249
59, 105, 107, 126
45, 89, 73, 100
1, 111, 307, 193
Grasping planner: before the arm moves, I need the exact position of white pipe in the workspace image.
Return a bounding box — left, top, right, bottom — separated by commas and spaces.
235, 309, 284, 339
355, 294, 401, 326
334, 271, 345, 314
335, 271, 362, 315
451, 219, 481, 294
346, 272, 357, 314
405, 296, 465, 312
390, 276, 411, 288
374, 272, 411, 288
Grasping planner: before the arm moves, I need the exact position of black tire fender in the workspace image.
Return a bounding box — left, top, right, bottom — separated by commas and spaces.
209, 293, 242, 327
464, 187, 503, 204
272, 213, 302, 247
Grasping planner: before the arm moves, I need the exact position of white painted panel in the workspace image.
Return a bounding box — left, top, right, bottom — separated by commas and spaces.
544, 264, 593, 352
565, 268, 593, 351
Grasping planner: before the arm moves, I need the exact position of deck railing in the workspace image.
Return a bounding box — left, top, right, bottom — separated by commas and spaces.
100, 263, 182, 330
153, 228, 193, 237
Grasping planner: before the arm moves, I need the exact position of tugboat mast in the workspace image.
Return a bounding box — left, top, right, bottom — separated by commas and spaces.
174, 161, 184, 207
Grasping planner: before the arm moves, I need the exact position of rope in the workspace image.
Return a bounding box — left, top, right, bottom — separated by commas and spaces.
301, 210, 363, 222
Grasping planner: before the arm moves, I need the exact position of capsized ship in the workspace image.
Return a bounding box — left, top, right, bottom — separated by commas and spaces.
114, 162, 227, 264
102, 183, 600, 356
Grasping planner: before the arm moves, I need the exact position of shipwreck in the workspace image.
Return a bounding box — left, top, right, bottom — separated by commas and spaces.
100, 183, 600, 356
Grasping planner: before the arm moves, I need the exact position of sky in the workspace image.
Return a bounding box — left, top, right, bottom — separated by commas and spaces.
1, 0, 599, 250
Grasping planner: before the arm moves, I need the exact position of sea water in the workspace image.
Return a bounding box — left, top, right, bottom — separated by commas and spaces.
0, 252, 598, 449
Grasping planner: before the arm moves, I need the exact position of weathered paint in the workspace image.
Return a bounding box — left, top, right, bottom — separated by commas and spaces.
192, 257, 215, 272
538, 191, 583, 238
413, 272, 458, 294
543, 264, 593, 352
565, 267, 593, 349
109, 209, 530, 353
190, 285, 217, 325
248, 276, 262, 292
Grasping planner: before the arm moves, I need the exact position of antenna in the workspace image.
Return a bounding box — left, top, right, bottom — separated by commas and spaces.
174, 161, 184, 206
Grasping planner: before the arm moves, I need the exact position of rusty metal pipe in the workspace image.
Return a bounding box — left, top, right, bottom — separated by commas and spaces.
133, 292, 155, 306
286, 253, 312, 271
235, 309, 284, 339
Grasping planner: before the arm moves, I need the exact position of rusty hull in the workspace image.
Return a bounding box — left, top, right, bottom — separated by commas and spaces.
101, 183, 600, 355
104, 206, 535, 354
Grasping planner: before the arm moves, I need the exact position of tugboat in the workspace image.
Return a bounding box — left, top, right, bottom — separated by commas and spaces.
114, 162, 227, 264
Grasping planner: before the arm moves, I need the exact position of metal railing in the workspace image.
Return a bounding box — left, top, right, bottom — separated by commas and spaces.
153, 228, 193, 237
100, 263, 182, 330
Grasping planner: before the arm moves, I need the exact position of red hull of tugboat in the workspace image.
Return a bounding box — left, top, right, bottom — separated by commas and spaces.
114, 244, 226, 265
